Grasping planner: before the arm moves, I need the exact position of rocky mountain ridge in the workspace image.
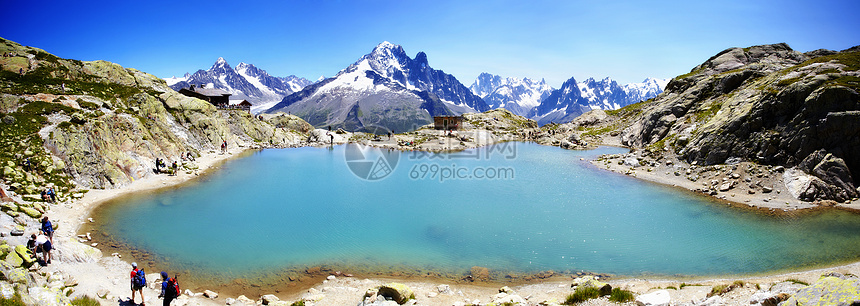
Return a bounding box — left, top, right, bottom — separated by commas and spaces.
584, 43, 860, 203
264, 42, 489, 133
166, 58, 312, 113
0, 37, 311, 194
469, 73, 552, 117
530, 76, 668, 126
470, 73, 668, 125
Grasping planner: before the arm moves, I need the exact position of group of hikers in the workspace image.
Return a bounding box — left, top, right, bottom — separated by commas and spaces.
25, 216, 54, 266
129, 262, 181, 306
40, 186, 57, 202
154, 158, 178, 176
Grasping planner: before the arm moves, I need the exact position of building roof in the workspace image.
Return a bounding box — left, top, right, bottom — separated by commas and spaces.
229, 99, 252, 106
193, 88, 231, 97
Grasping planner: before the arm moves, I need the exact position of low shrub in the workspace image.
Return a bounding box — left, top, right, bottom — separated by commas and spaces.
70, 295, 100, 306
563, 286, 601, 304
608, 288, 635, 302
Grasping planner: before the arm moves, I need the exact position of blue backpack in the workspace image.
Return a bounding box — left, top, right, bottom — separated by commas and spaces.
134, 268, 146, 288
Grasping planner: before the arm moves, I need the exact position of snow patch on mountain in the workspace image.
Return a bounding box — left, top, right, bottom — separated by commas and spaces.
165, 59, 312, 113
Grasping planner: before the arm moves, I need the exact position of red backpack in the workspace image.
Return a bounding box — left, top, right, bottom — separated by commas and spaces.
166, 277, 180, 298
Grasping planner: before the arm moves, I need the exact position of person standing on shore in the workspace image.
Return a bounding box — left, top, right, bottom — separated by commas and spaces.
40, 216, 53, 244
159, 271, 179, 306
130, 262, 146, 306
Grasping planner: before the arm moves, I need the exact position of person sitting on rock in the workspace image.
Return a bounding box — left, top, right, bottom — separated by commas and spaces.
26, 234, 37, 255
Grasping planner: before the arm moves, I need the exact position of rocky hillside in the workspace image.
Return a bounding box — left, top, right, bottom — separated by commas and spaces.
0, 37, 310, 198
593, 43, 860, 203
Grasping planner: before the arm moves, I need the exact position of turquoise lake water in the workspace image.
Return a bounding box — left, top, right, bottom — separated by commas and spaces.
88, 143, 860, 284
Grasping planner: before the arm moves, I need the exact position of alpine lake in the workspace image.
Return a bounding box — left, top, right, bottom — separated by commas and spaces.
82, 142, 860, 295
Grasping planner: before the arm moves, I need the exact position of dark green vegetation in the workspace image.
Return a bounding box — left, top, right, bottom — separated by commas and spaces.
608, 288, 635, 302
0, 99, 75, 195
784, 279, 810, 286
709, 280, 746, 297
0, 293, 25, 306
563, 286, 601, 304
70, 296, 100, 306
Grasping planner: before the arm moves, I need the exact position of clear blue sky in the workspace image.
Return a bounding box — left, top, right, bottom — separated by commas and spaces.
2, 0, 858, 87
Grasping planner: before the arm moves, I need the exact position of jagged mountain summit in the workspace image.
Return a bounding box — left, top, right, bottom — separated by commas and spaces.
530, 76, 668, 126
265, 41, 489, 133
165, 58, 312, 113
469, 73, 552, 117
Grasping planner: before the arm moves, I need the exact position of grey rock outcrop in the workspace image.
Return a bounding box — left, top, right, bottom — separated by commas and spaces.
781, 274, 860, 306
617, 43, 860, 202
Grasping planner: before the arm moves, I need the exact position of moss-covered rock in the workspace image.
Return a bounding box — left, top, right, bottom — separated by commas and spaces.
4, 251, 22, 267
19, 206, 41, 218
782, 274, 860, 306
82, 60, 137, 87
572, 275, 613, 296
4, 267, 29, 284
377, 283, 415, 305
1, 202, 18, 212
27, 286, 73, 306
14, 244, 35, 266
0, 244, 11, 258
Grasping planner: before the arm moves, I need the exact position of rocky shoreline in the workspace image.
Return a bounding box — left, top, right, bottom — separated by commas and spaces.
2, 139, 853, 306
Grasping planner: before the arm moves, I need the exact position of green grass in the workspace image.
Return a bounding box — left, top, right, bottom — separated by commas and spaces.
777, 77, 802, 86
709, 281, 745, 297
608, 288, 635, 303
800, 50, 860, 71
290, 300, 305, 306
70, 296, 100, 306
784, 279, 809, 286
693, 101, 723, 122
675, 66, 706, 80
0, 294, 25, 306
829, 75, 860, 90
563, 286, 601, 305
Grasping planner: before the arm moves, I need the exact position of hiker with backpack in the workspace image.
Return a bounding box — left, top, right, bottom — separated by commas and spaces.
130, 262, 146, 306
40, 216, 54, 245
158, 271, 180, 306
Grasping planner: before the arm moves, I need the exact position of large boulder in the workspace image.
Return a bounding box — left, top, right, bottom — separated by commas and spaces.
572, 275, 612, 296
27, 287, 72, 306
4, 267, 32, 285
4, 251, 22, 268
795, 150, 859, 202
0, 282, 13, 299
376, 283, 415, 305
14, 244, 35, 266
19, 206, 41, 218
781, 274, 860, 306
636, 290, 670, 306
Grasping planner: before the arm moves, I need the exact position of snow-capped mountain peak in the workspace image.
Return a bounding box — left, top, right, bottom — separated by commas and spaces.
529, 75, 670, 125
166, 58, 313, 113
468, 73, 554, 117
264, 42, 489, 133
212, 57, 231, 70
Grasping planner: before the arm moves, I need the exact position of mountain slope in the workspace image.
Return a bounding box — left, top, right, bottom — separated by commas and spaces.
615, 43, 860, 202
265, 42, 487, 132
0, 37, 309, 192
167, 58, 312, 113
